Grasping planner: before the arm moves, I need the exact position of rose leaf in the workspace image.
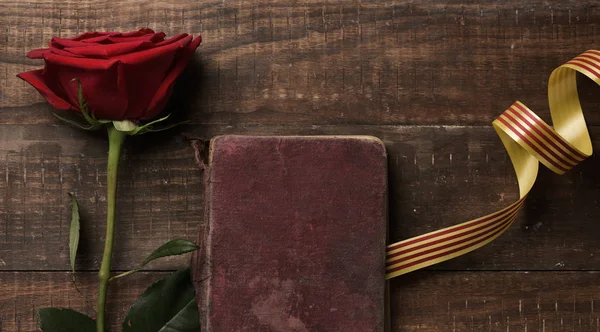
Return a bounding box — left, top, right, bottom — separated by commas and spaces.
38, 308, 96, 332
122, 269, 199, 332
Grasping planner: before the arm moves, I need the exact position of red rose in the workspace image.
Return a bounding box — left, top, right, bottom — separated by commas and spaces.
18, 28, 201, 121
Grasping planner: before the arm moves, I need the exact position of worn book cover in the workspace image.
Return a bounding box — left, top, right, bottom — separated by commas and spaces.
193, 135, 388, 332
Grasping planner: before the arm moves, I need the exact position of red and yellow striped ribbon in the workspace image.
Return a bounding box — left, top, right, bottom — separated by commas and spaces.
385, 50, 599, 280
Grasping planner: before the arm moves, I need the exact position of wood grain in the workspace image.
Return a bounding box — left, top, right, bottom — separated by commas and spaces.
2, 0, 600, 330
0, 271, 169, 332
392, 271, 600, 332
187, 124, 600, 272
3, 271, 600, 332
1, 1, 600, 126
2, 123, 600, 271
0, 125, 203, 271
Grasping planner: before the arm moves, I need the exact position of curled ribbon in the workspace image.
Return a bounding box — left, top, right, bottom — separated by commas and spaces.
385, 50, 599, 280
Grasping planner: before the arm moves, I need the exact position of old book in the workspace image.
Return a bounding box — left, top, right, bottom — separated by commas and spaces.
193, 135, 388, 332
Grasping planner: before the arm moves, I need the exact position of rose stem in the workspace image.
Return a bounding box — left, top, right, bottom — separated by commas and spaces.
97, 124, 127, 332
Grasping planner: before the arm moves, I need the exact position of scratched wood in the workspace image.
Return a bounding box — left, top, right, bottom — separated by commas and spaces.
0, 126, 203, 271
2, 123, 600, 272
185, 124, 600, 272
2, 271, 600, 331
392, 271, 600, 331
2, 0, 600, 331
0, 271, 170, 332
1, 1, 600, 126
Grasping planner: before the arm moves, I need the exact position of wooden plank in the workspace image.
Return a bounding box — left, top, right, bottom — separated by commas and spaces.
1, 1, 600, 126
392, 271, 600, 332
187, 124, 600, 272
1, 123, 600, 271
3, 271, 600, 332
0, 125, 203, 271
0, 271, 170, 332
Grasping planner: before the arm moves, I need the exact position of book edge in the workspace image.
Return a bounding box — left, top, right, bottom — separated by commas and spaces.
210, 134, 386, 148
193, 139, 216, 332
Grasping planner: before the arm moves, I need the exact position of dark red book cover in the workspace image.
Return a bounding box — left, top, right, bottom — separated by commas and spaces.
193, 135, 388, 332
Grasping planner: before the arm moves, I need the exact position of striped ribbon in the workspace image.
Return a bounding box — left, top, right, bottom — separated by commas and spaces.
385, 50, 600, 280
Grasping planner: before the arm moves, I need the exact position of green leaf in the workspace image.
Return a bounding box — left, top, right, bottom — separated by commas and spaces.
142, 239, 200, 267
129, 114, 171, 135
79, 106, 100, 129
38, 308, 96, 332
123, 269, 199, 332
137, 120, 190, 135
109, 240, 199, 282
67, 78, 103, 130
108, 114, 187, 136
68, 193, 80, 275
52, 113, 97, 131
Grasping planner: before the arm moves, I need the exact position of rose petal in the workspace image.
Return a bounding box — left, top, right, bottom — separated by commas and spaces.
116, 35, 193, 64
76, 29, 155, 43
40, 54, 127, 120
118, 50, 180, 120
121, 28, 155, 37
108, 32, 166, 44
41, 58, 129, 120
52, 32, 165, 56
21, 30, 199, 122
44, 52, 115, 70
54, 29, 154, 45
26, 48, 50, 59
82, 29, 156, 44
109, 34, 194, 120
143, 35, 202, 120
77, 71, 129, 120
116, 63, 130, 120
16, 69, 76, 111
72, 31, 113, 41
154, 33, 189, 47
81, 34, 119, 44
51, 37, 98, 49
64, 40, 156, 59
49, 44, 86, 58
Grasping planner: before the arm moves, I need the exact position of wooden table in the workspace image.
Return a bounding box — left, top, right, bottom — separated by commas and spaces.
2, 0, 600, 331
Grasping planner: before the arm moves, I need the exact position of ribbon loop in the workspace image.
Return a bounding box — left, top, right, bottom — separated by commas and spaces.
385, 50, 598, 280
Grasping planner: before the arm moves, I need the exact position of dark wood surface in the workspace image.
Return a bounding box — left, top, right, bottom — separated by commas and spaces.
1, 0, 600, 331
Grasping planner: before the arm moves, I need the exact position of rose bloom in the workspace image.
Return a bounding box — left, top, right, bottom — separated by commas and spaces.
18, 28, 201, 121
